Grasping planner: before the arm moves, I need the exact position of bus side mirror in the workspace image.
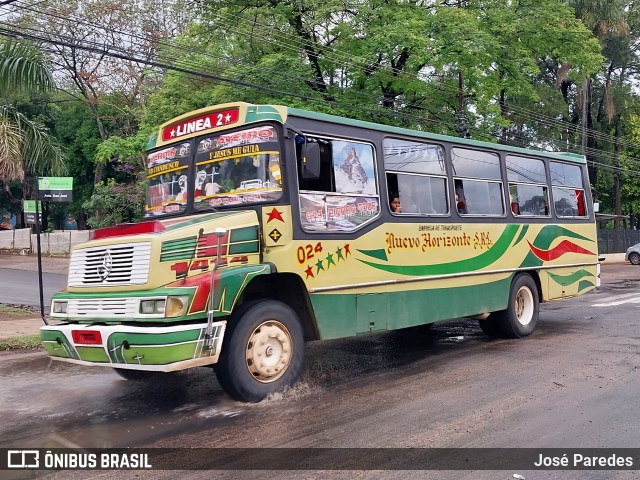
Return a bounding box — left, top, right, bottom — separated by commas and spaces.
301, 141, 321, 179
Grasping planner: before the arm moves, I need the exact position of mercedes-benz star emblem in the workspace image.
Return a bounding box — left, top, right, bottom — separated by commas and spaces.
97, 250, 113, 281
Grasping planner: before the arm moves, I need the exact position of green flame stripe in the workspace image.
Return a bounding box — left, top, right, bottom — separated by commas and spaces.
547, 269, 593, 286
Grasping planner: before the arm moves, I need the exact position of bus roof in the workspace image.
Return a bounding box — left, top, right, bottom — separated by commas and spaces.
287, 106, 587, 164
147, 101, 586, 164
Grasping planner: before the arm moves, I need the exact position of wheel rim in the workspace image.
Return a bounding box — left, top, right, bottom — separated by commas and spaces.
630, 253, 640, 265
514, 286, 534, 326
245, 320, 292, 383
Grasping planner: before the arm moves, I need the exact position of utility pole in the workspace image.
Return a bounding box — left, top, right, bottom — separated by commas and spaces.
456, 71, 471, 139
581, 78, 596, 195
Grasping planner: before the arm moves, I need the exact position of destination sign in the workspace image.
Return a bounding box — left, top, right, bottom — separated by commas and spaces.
162, 108, 239, 141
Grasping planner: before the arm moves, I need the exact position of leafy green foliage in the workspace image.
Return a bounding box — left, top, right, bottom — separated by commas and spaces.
82, 179, 145, 229
0, 40, 55, 93
0, 39, 65, 183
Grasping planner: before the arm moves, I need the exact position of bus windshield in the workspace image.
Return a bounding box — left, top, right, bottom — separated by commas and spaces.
143, 125, 283, 217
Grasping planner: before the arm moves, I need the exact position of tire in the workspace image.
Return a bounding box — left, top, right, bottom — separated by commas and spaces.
477, 315, 503, 338
629, 252, 640, 265
494, 274, 540, 339
214, 300, 304, 402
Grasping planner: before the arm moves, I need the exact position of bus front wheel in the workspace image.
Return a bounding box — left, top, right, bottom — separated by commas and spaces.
215, 300, 304, 402
495, 274, 539, 339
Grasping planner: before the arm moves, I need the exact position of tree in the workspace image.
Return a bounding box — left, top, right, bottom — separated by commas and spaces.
9, 0, 191, 183
0, 39, 64, 218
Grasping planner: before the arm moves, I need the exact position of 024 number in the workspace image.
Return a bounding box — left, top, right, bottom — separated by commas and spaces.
297, 243, 323, 264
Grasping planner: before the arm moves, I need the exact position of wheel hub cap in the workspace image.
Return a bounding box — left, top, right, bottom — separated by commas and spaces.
245, 320, 292, 383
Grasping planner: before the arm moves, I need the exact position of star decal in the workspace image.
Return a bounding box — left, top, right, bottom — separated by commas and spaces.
325, 252, 335, 268
301, 243, 352, 279
304, 265, 315, 279
267, 207, 284, 223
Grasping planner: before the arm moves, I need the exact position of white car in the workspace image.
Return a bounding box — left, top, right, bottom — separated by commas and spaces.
625, 242, 640, 265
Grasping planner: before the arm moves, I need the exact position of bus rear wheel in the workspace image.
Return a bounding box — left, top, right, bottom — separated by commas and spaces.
215, 300, 304, 402
495, 274, 539, 339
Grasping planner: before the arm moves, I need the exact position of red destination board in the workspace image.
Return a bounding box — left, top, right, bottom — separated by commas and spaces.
161, 108, 239, 142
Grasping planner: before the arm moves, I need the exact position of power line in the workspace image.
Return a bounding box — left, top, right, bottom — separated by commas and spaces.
7, 0, 638, 155
4, 4, 640, 181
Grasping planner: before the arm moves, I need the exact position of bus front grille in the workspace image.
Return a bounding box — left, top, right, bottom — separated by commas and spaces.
67, 298, 140, 317
68, 242, 152, 287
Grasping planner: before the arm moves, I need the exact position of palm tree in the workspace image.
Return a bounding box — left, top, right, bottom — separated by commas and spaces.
0, 39, 65, 183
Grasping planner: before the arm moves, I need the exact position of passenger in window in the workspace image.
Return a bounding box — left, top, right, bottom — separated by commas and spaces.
575, 190, 585, 216
510, 195, 520, 215
390, 194, 402, 213
455, 181, 467, 214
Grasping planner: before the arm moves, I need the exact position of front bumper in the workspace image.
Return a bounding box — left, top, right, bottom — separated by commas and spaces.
41, 321, 226, 372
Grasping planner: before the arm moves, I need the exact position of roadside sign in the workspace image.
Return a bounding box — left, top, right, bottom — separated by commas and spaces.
37, 177, 73, 202
23, 200, 42, 225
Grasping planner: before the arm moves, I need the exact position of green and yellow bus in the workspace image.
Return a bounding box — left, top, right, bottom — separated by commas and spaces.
42, 102, 599, 402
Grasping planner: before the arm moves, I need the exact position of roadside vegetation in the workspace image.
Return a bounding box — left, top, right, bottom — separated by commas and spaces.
0, 304, 42, 351
0, 335, 41, 352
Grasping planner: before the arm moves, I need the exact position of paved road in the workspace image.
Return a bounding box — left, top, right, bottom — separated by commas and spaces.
1, 263, 639, 479
0, 254, 68, 311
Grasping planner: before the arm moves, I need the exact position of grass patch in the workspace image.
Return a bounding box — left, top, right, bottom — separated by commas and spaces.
0, 334, 42, 351
0, 304, 36, 318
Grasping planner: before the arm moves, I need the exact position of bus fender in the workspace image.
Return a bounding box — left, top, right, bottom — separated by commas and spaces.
212, 263, 275, 316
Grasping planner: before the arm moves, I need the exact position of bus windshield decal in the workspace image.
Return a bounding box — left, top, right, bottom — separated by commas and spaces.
194, 126, 283, 210
144, 142, 190, 217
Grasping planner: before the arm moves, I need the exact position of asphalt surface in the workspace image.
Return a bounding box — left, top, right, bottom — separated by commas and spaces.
0, 258, 638, 480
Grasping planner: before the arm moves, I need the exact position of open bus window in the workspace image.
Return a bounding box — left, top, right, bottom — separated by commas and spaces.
509, 184, 549, 216
382, 139, 448, 216
553, 188, 587, 217
506, 155, 549, 217
550, 161, 587, 218
144, 143, 190, 217
193, 126, 283, 210
451, 148, 504, 216
298, 137, 380, 232
388, 172, 447, 215
454, 179, 504, 215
